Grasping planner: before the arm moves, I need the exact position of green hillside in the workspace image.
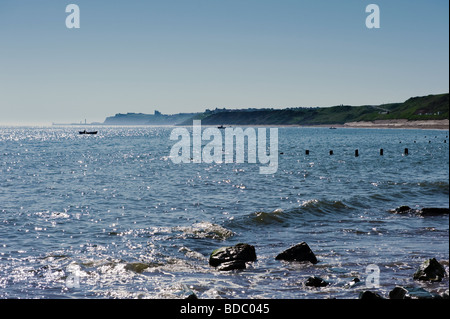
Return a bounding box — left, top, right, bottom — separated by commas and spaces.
192, 93, 449, 126
377, 93, 449, 120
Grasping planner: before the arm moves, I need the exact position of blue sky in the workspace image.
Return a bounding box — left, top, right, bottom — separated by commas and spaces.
0, 0, 448, 125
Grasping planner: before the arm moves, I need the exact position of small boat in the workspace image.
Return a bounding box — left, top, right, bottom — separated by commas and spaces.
79, 130, 98, 135
218, 125, 226, 129
329, 127, 337, 130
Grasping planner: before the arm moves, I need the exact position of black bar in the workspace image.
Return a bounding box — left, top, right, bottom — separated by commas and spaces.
1, 299, 447, 318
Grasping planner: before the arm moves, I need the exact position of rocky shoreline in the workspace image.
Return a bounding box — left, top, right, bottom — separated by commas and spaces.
204, 242, 449, 300
201, 207, 450, 300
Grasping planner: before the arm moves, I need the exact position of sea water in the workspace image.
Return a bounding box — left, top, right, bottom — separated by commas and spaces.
0, 126, 448, 299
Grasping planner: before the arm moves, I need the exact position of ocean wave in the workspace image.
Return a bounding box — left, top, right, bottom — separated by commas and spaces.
248, 209, 288, 225
298, 199, 353, 214
110, 222, 234, 241
174, 222, 234, 240
231, 199, 357, 229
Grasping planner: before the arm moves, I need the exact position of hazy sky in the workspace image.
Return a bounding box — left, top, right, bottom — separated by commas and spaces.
0, 0, 448, 125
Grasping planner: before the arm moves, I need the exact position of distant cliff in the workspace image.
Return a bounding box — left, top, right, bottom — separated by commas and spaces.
103, 111, 199, 125
102, 93, 449, 126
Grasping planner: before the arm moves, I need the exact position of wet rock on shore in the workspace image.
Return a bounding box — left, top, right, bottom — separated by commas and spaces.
209, 243, 257, 271
390, 206, 449, 216
413, 258, 447, 282
275, 242, 318, 264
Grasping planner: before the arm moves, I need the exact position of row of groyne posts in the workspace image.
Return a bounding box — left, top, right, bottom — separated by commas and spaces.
303, 135, 448, 157
305, 149, 404, 157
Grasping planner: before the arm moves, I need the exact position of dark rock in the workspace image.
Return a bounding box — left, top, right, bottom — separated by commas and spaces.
418, 208, 449, 216
389, 286, 410, 299
275, 242, 318, 264
185, 292, 199, 300
413, 258, 447, 282
391, 205, 413, 214
217, 260, 247, 271
359, 291, 384, 299
390, 206, 449, 217
209, 243, 257, 268
305, 276, 329, 287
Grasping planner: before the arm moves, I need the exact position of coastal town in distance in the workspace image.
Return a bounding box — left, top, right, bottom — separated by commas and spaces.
55, 93, 449, 130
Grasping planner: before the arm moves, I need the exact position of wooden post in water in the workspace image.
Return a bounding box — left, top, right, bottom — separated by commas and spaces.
305, 150, 310, 155
404, 148, 409, 156
355, 149, 359, 157
329, 150, 333, 156
380, 149, 384, 156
